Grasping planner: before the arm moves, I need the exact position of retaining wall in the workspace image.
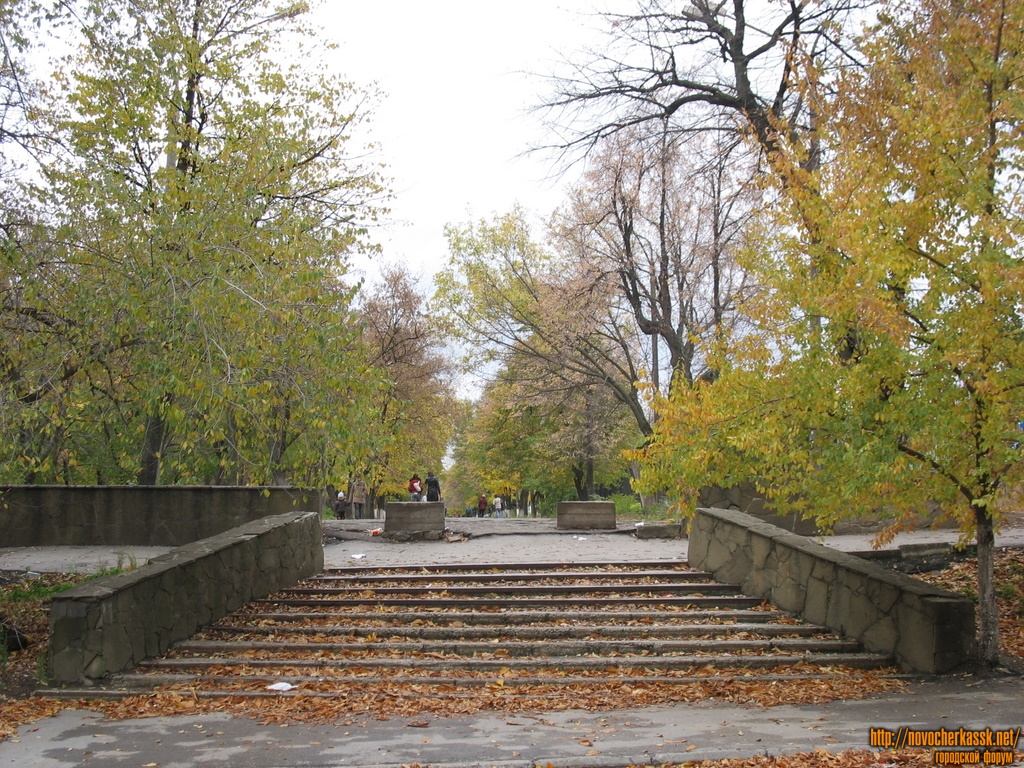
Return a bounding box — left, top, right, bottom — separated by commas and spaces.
48, 510, 324, 682
0, 485, 319, 547
688, 507, 976, 674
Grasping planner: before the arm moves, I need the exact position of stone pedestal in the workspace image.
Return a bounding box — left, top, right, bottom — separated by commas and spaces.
556, 501, 616, 530
384, 502, 445, 534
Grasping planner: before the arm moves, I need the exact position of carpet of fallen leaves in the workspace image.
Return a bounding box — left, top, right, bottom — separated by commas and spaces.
0, 667, 908, 737
914, 547, 1024, 659
3, 551, 1024, 768
626, 749, 948, 767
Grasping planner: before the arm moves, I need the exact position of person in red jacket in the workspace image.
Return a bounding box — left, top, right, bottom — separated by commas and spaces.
408, 474, 423, 501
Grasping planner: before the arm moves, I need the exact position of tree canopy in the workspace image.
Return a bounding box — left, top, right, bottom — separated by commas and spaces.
633, 0, 1024, 664
0, 0, 389, 488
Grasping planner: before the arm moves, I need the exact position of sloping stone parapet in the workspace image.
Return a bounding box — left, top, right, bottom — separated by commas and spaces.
688, 507, 976, 674
384, 502, 445, 535
557, 501, 617, 530
48, 510, 323, 683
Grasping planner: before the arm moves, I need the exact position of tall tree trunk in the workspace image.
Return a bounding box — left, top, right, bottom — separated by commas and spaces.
268, 401, 290, 487
213, 410, 240, 485
137, 412, 165, 485
974, 504, 999, 665
572, 463, 586, 500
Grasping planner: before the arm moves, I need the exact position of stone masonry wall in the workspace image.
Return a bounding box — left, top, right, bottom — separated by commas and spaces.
688, 507, 976, 674
48, 511, 324, 683
0, 486, 320, 547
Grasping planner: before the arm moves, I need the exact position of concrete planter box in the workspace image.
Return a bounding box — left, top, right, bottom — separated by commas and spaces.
557, 501, 616, 530
384, 502, 445, 533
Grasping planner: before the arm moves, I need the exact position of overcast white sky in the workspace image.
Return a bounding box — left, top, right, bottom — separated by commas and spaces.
311, 1, 610, 286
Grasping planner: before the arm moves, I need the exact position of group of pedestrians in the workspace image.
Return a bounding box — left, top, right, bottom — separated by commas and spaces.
471, 494, 505, 517
332, 477, 367, 519
332, 471, 447, 519
408, 471, 442, 502
335, 473, 508, 518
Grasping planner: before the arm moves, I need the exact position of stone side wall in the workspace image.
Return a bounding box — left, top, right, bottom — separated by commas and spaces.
48, 511, 324, 683
688, 507, 976, 674
699, 484, 818, 534
0, 486, 319, 547
556, 501, 616, 530
699, 483, 956, 535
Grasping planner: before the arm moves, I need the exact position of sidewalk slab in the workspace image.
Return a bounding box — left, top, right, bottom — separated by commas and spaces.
1, 676, 1022, 767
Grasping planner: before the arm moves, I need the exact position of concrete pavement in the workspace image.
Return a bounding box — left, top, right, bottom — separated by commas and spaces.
6, 514, 1024, 574
1, 674, 1022, 767
0, 517, 1022, 767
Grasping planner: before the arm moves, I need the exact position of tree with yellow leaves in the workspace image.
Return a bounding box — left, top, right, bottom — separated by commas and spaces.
638, 0, 1024, 665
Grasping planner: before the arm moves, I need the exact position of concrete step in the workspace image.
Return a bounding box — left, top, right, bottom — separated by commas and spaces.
282, 582, 743, 596
204, 621, 830, 640
220, 609, 790, 625
138, 651, 890, 673
57, 561, 895, 701
45, 668, 903, 700
164, 636, 864, 657
314, 568, 716, 584
320, 560, 691, 574
257, 595, 764, 609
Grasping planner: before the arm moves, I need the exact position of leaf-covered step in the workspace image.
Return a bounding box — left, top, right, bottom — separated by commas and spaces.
137, 651, 893, 673
166, 636, 863, 658
202, 621, 830, 641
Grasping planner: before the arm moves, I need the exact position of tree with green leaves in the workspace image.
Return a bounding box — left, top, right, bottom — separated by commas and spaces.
436, 207, 656, 438
449, 359, 638, 513
0, 0, 385, 486
636, 0, 1024, 665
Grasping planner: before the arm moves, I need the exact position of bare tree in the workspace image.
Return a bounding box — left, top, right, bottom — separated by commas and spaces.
544, 0, 867, 171
551, 124, 759, 397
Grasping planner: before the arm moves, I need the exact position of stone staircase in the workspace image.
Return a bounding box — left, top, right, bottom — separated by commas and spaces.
51, 560, 895, 700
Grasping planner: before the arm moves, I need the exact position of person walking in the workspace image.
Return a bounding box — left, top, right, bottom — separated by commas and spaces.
332, 491, 347, 519
350, 477, 367, 518
493, 495, 503, 518
477, 494, 488, 518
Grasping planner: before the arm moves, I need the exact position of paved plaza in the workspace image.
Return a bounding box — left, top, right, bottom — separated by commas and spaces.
0, 517, 1022, 767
